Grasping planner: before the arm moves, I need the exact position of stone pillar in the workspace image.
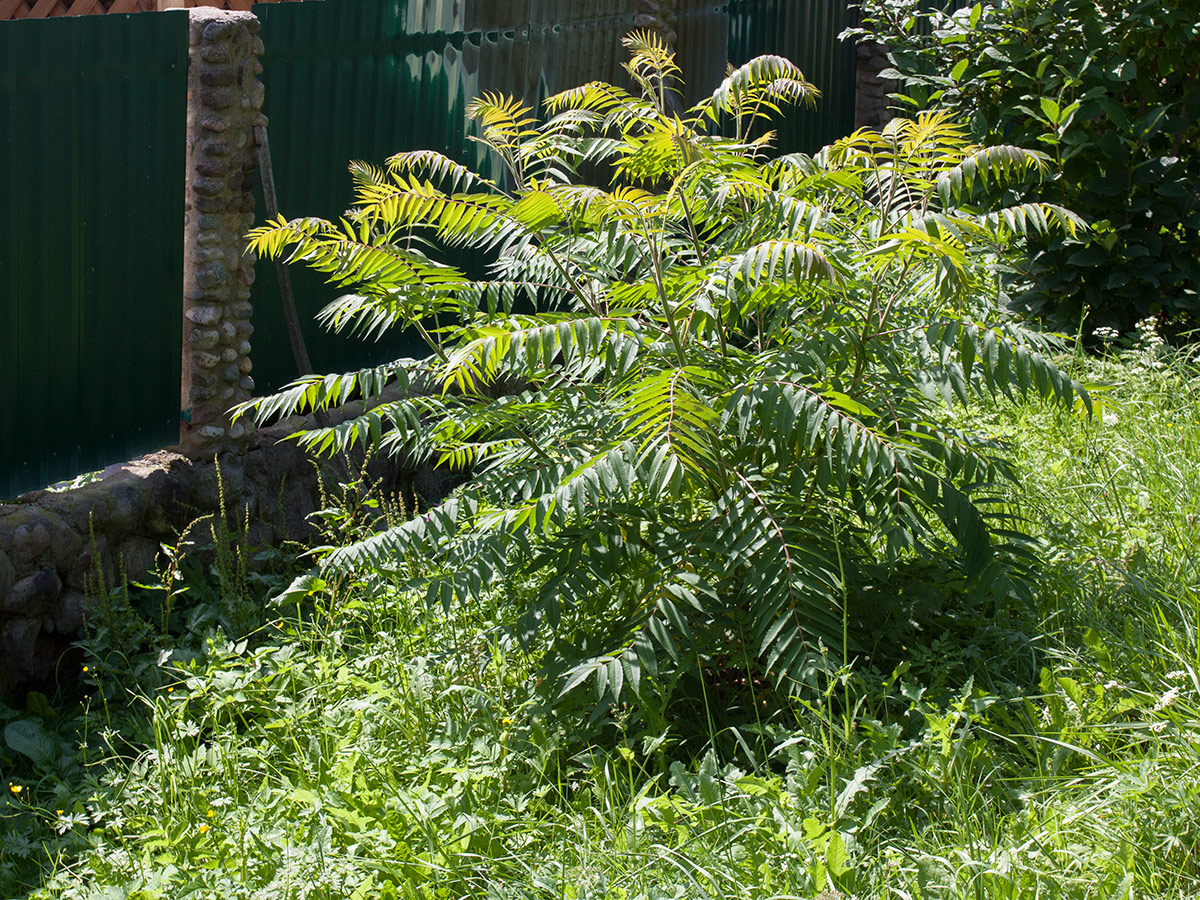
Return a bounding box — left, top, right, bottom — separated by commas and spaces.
635, 0, 678, 46
180, 8, 265, 456
855, 40, 897, 130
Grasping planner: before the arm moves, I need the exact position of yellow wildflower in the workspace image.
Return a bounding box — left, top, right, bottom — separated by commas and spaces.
198, 824, 209, 834
9, 784, 22, 794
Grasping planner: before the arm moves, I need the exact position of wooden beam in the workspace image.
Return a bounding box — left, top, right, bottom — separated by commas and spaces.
0, 0, 28, 19
65, 0, 105, 15
27, 0, 65, 17
254, 124, 314, 378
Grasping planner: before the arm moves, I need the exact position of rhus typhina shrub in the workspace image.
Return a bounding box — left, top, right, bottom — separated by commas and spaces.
238, 33, 1088, 712
850, 0, 1200, 339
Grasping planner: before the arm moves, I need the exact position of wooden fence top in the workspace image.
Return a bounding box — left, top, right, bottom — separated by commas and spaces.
1, 0, 301, 20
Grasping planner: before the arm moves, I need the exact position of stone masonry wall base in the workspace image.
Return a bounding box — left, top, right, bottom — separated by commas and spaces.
0, 383, 438, 701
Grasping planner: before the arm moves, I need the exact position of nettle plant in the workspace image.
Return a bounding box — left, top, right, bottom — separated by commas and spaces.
241, 34, 1086, 705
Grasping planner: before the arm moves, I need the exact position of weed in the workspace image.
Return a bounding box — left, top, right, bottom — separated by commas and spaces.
4, 348, 1200, 899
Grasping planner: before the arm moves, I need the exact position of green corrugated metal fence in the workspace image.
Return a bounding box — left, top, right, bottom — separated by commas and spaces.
0, 12, 186, 500
248, 0, 863, 393
247, 0, 637, 393
727, 0, 858, 154
674, 0, 859, 154
2, 0, 872, 498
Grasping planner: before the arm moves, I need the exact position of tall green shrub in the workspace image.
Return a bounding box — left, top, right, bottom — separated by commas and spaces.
240, 34, 1086, 708
851, 0, 1200, 337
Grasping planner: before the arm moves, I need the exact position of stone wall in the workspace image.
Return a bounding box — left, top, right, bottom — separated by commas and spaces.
180, 7, 265, 456
0, 388, 427, 700
0, 8, 434, 701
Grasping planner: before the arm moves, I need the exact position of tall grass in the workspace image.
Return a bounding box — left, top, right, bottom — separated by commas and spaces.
3, 339, 1200, 899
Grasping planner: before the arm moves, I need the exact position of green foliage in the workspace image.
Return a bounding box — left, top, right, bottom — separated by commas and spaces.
849, 0, 1200, 337
7, 342, 1200, 899
240, 33, 1088, 709
11, 36, 1200, 900
10, 349, 1200, 898
0, 527, 302, 895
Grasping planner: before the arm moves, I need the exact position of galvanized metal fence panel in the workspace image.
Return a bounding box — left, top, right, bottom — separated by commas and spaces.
248, 0, 858, 394
250, 0, 477, 392
675, 0, 730, 108
0, 11, 186, 499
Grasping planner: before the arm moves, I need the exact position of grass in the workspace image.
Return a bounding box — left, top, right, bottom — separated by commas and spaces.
3, 337, 1200, 900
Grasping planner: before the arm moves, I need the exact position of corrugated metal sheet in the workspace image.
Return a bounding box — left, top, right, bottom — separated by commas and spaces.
3, 0, 873, 497
0, 11, 186, 499
726, 0, 858, 153
249, 0, 635, 392
674, 1, 730, 109
249, 0, 860, 392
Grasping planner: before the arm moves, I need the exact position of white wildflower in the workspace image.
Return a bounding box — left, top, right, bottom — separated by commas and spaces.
1135, 315, 1166, 347
1152, 686, 1181, 712
1063, 695, 1081, 720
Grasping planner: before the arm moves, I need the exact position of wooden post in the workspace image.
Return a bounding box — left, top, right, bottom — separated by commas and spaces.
254, 124, 313, 377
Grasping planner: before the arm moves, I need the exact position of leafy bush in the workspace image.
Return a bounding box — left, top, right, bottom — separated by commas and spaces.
240, 33, 1086, 710
849, 0, 1200, 338
14, 345, 1200, 899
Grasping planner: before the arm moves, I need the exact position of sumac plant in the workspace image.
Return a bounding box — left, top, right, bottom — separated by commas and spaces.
239, 34, 1087, 707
